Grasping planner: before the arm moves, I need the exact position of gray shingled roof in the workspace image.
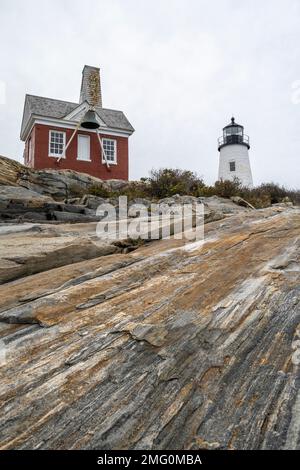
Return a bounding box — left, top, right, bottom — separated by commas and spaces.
20, 95, 134, 140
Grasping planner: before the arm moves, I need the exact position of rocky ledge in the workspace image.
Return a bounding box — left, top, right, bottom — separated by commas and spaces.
0, 155, 258, 226
0, 204, 299, 450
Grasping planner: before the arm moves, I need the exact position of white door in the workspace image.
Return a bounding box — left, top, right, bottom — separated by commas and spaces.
77, 135, 90, 161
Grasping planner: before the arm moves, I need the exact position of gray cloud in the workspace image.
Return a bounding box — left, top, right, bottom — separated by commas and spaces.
0, 0, 299, 187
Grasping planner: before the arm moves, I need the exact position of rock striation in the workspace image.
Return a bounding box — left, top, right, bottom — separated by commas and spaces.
0, 205, 299, 450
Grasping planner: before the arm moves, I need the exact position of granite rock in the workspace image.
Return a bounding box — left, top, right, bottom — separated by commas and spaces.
0, 206, 299, 450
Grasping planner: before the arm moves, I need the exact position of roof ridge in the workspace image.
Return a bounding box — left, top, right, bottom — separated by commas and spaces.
99, 107, 125, 114
26, 94, 78, 106
26, 96, 125, 114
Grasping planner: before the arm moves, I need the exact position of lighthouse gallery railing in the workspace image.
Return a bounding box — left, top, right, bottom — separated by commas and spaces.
218, 134, 250, 149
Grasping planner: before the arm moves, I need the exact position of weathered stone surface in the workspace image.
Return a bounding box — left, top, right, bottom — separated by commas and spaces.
231, 195, 256, 210
51, 211, 98, 223
0, 155, 24, 186
199, 195, 252, 214
0, 155, 125, 200
80, 194, 107, 210
0, 206, 299, 450
0, 157, 255, 227
0, 186, 53, 206
0, 185, 103, 223
19, 170, 103, 200
129, 198, 152, 208
159, 195, 199, 205
0, 223, 118, 283
106, 179, 129, 191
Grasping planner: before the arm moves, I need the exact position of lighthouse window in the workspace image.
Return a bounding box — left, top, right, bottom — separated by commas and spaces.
229, 161, 236, 172
225, 126, 243, 136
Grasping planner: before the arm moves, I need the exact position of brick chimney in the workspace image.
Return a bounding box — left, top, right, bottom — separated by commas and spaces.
79, 65, 102, 107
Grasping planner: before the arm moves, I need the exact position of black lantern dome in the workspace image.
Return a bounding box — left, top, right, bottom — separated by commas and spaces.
218, 117, 250, 151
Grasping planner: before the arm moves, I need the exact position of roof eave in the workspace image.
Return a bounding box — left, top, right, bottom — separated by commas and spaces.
20, 94, 31, 140
21, 114, 134, 141
20, 113, 35, 141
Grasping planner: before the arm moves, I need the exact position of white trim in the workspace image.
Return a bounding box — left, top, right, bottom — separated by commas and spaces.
77, 134, 91, 161
64, 101, 106, 126
64, 101, 89, 120
102, 138, 117, 165
22, 116, 132, 141
28, 137, 33, 164
48, 130, 66, 158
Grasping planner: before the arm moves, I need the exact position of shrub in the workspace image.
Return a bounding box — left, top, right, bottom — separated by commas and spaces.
239, 189, 271, 209
87, 184, 112, 198
286, 189, 300, 205
213, 178, 242, 198
196, 185, 216, 197
69, 168, 300, 209
121, 181, 151, 201
239, 183, 299, 208
146, 168, 205, 199
254, 183, 288, 204
68, 182, 113, 199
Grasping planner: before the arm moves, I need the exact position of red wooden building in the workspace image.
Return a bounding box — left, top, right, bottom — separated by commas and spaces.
20, 65, 134, 180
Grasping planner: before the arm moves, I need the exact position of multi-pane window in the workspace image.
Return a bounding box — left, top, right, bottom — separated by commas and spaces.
102, 138, 117, 164
229, 161, 236, 172
49, 131, 66, 157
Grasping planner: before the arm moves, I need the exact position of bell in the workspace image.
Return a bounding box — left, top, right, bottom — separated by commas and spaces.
81, 110, 100, 129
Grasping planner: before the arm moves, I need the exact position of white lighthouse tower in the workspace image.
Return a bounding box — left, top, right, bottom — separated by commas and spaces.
218, 117, 253, 187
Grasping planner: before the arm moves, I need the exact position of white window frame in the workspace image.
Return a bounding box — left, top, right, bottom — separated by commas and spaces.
49, 130, 66, 158
77, 134, 91, 161
102, 138, 117, 165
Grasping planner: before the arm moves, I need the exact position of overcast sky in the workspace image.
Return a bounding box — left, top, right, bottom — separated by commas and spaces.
0, 0, 299, 187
